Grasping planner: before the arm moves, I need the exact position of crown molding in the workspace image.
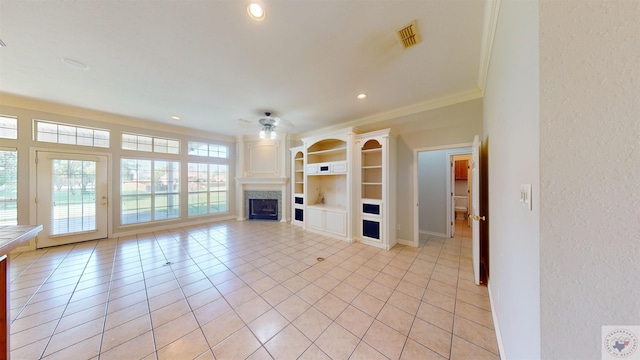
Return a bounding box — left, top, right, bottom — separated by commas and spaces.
300, 88, 483, 138
0, 92, 236, 143
477, 0, 502, 94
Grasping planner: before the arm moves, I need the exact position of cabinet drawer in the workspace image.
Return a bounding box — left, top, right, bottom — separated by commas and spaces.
306, 164, 318, 174
331, 161, 347, 173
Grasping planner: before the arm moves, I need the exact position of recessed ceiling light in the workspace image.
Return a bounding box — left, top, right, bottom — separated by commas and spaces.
61, 58, 89, 70
170, 115, 181, 121
247, 3, 265, 21
357, 93, 367, 100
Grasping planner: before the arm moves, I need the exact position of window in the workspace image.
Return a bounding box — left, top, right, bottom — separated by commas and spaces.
188, 141, 228, 158
122, 133, 179, 154
34, 120, 109, 147
188, 163, 228, 216
121, 159, 180, 225
0, 149, 18, 225
0, 115, 18, 139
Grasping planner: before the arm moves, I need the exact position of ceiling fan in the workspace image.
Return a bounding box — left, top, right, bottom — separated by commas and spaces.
258, 112, 279, 139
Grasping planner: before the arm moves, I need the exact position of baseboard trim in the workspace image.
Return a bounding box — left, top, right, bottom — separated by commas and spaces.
397, 238, 413, 247
419, 230, 447, 238
487, 280, 506, 359
112, 215, 236, 238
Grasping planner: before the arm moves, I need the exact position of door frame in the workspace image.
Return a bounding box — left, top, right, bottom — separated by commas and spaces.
29, 147, 113, 250
412, 142, 472, 248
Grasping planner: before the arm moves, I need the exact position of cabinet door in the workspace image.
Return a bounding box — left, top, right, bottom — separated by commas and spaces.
325, 210, 346, 236
306, 207, 324, 229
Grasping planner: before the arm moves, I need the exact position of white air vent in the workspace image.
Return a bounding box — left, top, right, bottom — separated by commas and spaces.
397, 20, 421, 49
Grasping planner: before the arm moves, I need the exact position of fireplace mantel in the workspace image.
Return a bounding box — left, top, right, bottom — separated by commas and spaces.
236, 177, 288, 185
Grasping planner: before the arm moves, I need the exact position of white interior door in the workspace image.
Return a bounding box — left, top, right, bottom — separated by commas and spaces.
36, 151, 108, 248
450, 157, 455, 237
471, 136, 481, 285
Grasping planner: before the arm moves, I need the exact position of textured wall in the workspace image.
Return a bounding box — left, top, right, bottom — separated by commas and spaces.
483, 0, 541, 358
540, 1, 640, 358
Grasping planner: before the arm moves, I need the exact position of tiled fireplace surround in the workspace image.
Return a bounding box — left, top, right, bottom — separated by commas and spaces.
236, 175, 289, 223
244, 190, 283, 221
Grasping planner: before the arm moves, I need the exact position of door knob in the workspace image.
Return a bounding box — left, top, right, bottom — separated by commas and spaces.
469, 215, 485, 221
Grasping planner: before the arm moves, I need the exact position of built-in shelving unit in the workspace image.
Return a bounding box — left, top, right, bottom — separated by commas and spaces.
291, 146, 305, 227
290, 127, 395, 249
361, 142, 383, 200
356, 129, 396, 250
302, 130, 355, 241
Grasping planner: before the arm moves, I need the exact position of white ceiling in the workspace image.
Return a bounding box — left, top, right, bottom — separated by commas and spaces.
0, 0, 488, 138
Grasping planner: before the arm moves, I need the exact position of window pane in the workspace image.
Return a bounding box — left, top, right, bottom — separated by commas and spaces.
122, 134, 138, 150
35, 120, 109, 148
121, 159, 180, 225
0, 150, 18, 225
76, 127, 94, 146
36, 122, 58, 143
167, 140, 180, 154
188, 162, 227, 216
0, 116, 18, 139
138, 136, 153, 152
58, 125, 77, 144
154, 138, 168, 153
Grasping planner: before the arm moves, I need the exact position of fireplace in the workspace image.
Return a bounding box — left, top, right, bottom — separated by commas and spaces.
243, 190, 282, 221
249, 199, 278, 220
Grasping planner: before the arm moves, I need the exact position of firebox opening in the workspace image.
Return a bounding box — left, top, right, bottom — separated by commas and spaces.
249, 199, 278, 220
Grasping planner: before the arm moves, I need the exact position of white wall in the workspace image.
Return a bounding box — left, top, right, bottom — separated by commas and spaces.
394, 99, 483, 242
483, 0, 541, 358
539, 1, 640, 358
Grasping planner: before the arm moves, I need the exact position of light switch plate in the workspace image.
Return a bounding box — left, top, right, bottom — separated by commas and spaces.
520, 184, 532, 210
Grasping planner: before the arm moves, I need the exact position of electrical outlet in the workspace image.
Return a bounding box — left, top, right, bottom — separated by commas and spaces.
396, 224, 401, 231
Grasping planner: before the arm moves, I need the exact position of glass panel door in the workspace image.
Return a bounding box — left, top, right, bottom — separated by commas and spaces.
37, 151, 108, 248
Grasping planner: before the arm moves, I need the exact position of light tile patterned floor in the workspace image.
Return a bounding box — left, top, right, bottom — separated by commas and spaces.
9, 220, 499, 359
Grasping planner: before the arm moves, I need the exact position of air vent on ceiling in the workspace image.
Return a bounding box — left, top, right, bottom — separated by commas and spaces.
397, 20, 421, 49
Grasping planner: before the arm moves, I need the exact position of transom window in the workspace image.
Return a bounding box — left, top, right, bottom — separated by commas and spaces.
121, 159, 180, 225
0, 115, 18, 139
0, 149, 18, 225
34, 120, 110, 148
188, 141, 228, 158
122, 133, 180, 154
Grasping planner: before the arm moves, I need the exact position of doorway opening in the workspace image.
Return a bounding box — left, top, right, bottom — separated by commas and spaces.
414, 145, 472, 245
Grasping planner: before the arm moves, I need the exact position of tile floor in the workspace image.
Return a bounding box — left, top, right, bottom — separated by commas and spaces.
9, 220, 499, 359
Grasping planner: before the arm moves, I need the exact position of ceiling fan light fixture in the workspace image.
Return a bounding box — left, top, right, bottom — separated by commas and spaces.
258, 111, 277, 139
247, 3, 265, 21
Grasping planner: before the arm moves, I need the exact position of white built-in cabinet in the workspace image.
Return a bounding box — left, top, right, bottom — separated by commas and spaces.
356, 129, 396, 250
301, 130, 353, 240
290, 128, 395, 249
291, 146, 305, 227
